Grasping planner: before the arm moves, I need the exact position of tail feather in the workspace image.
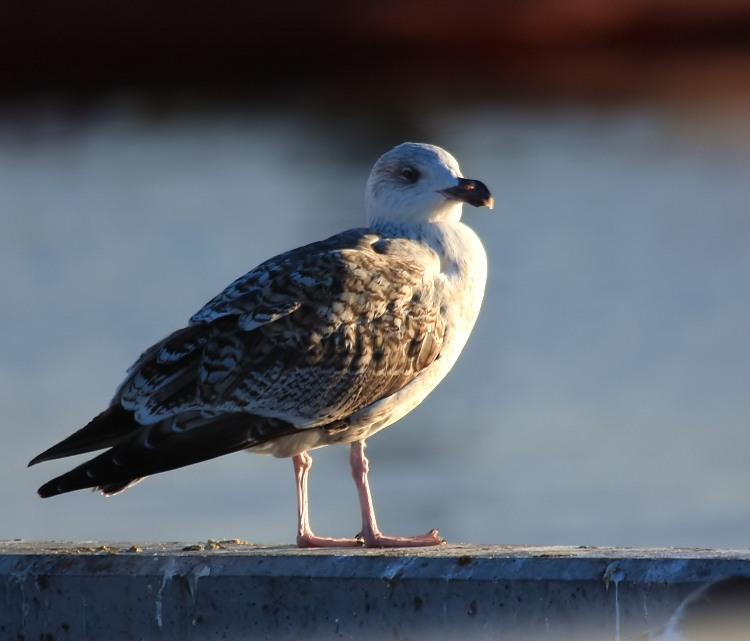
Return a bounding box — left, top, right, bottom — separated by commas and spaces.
36, 412, 299, 498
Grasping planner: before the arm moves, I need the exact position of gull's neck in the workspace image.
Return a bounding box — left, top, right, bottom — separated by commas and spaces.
372, 217, 487, 301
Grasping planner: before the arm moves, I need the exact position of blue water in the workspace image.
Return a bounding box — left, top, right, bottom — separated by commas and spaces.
2, 98, 749, 548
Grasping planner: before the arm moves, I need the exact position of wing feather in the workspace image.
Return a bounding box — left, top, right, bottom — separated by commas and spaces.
32, 227, 447, 494
117, 228, 445, 428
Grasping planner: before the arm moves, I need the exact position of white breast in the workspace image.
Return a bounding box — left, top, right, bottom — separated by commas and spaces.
344, 219, 487, 439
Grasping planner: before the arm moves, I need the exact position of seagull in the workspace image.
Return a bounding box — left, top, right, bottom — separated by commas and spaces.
29, 142, 493, 548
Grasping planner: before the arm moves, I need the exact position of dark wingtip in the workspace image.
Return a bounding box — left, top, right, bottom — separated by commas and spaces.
37, 473, 102, 498
27, 405, 139, 468
29, 446, 67, 467
37, 481, 62, 499
28, 453, 46, 468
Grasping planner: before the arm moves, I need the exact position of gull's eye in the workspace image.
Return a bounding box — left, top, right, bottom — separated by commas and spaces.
400, 166, 419, 183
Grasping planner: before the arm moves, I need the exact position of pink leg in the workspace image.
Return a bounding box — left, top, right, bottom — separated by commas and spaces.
292, 452, 362, 548
350, 441, 444, 548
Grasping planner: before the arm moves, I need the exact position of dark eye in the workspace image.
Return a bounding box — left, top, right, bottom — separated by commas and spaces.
401, 166, 419, 182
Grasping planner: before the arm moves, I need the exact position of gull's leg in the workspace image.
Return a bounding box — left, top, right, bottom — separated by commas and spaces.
293, 451, 362, 548
350, 441, 444, 548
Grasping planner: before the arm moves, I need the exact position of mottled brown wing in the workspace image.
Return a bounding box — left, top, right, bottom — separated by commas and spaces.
30, 228, 447, 496
116, 229, 446, 428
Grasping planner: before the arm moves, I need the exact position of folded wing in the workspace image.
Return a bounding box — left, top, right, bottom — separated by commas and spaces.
30, 228, 446, 495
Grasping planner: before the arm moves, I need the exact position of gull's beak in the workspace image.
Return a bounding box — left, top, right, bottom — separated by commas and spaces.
439, 178, 494, 209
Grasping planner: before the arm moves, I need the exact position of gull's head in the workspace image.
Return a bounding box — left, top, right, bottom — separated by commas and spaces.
365, 142, 493, 227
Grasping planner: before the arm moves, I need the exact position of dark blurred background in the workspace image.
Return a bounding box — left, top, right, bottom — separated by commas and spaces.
4, 1, 750, 547
2, 0, 750, 98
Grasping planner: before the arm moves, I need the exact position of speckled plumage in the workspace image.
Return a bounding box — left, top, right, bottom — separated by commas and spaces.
30, 142, 493, 547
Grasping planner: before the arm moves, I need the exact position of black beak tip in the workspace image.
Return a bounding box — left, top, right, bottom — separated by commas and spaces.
467, 179, 493, 209
442, 178, 494, 209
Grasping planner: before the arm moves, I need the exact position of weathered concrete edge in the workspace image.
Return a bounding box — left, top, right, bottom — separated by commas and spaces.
2, 541, 750, 640
5, 539, 750, 559
3, 540, 749, 580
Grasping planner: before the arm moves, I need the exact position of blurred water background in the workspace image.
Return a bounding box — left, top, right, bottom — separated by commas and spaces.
2, 2, 750, 548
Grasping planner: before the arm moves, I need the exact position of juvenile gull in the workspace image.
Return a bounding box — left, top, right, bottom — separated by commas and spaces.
29, 142, 493, 548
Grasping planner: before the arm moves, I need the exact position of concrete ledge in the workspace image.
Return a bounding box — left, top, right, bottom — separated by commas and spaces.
2, 541, 749, 640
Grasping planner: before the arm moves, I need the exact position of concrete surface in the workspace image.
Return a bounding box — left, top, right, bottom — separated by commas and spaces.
1, 541, 749, 640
